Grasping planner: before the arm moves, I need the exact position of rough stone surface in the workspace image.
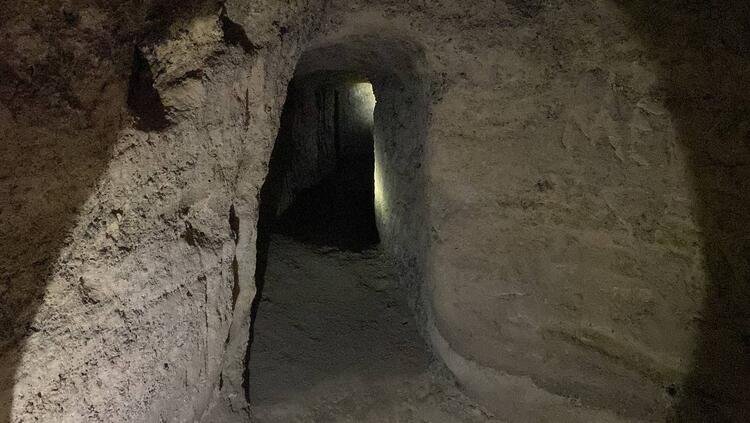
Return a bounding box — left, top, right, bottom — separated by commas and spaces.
0, 0, 748, 422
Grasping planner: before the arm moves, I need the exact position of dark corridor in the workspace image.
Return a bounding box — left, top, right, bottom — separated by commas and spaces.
246, 73, 384, 403
257, 73, 380, 254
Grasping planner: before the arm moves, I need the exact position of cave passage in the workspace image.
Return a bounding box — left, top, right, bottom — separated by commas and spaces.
245, 73, 489, 421
271, 80, 380, 252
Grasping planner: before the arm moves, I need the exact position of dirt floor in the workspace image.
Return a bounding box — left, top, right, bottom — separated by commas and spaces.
245, 235, 499, 423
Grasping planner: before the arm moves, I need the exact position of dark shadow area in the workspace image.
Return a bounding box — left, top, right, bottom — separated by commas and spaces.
127, 47, 170, 131
273, 152, 380, 251
616, 1, 750, 421
243, 122, 279, 402
219, 7, 258, 54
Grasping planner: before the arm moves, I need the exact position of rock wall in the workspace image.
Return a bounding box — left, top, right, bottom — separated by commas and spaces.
0, 1, 325, 421
1, 0, 748, 422
264, 74, 337, 218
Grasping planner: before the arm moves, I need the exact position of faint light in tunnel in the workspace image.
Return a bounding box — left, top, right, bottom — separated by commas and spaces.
374, 150, 385, 216
353, 82, 376, 129
358, 82, 384, 218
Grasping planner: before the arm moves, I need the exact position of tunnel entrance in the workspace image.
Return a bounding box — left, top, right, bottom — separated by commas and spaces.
267, 74, 380, 252
244, 70, 487, 421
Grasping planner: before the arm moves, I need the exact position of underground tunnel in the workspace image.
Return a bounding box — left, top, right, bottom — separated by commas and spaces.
240, 40, 470, 419
2, 1, 750, 422
245, 71, 434, 419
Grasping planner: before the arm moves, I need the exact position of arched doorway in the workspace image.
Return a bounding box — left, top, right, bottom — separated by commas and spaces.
242, 35, 488, 421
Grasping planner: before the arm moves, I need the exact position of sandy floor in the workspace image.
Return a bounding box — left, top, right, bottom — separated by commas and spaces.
244, 235, 499, 423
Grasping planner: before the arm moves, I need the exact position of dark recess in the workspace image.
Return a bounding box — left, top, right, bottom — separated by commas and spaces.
127, 48, 169, 131
220, 12, 257, 53
272, 155, 380, 252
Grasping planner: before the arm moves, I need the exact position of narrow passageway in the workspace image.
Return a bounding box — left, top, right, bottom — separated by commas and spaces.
245, 74, 496, 421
